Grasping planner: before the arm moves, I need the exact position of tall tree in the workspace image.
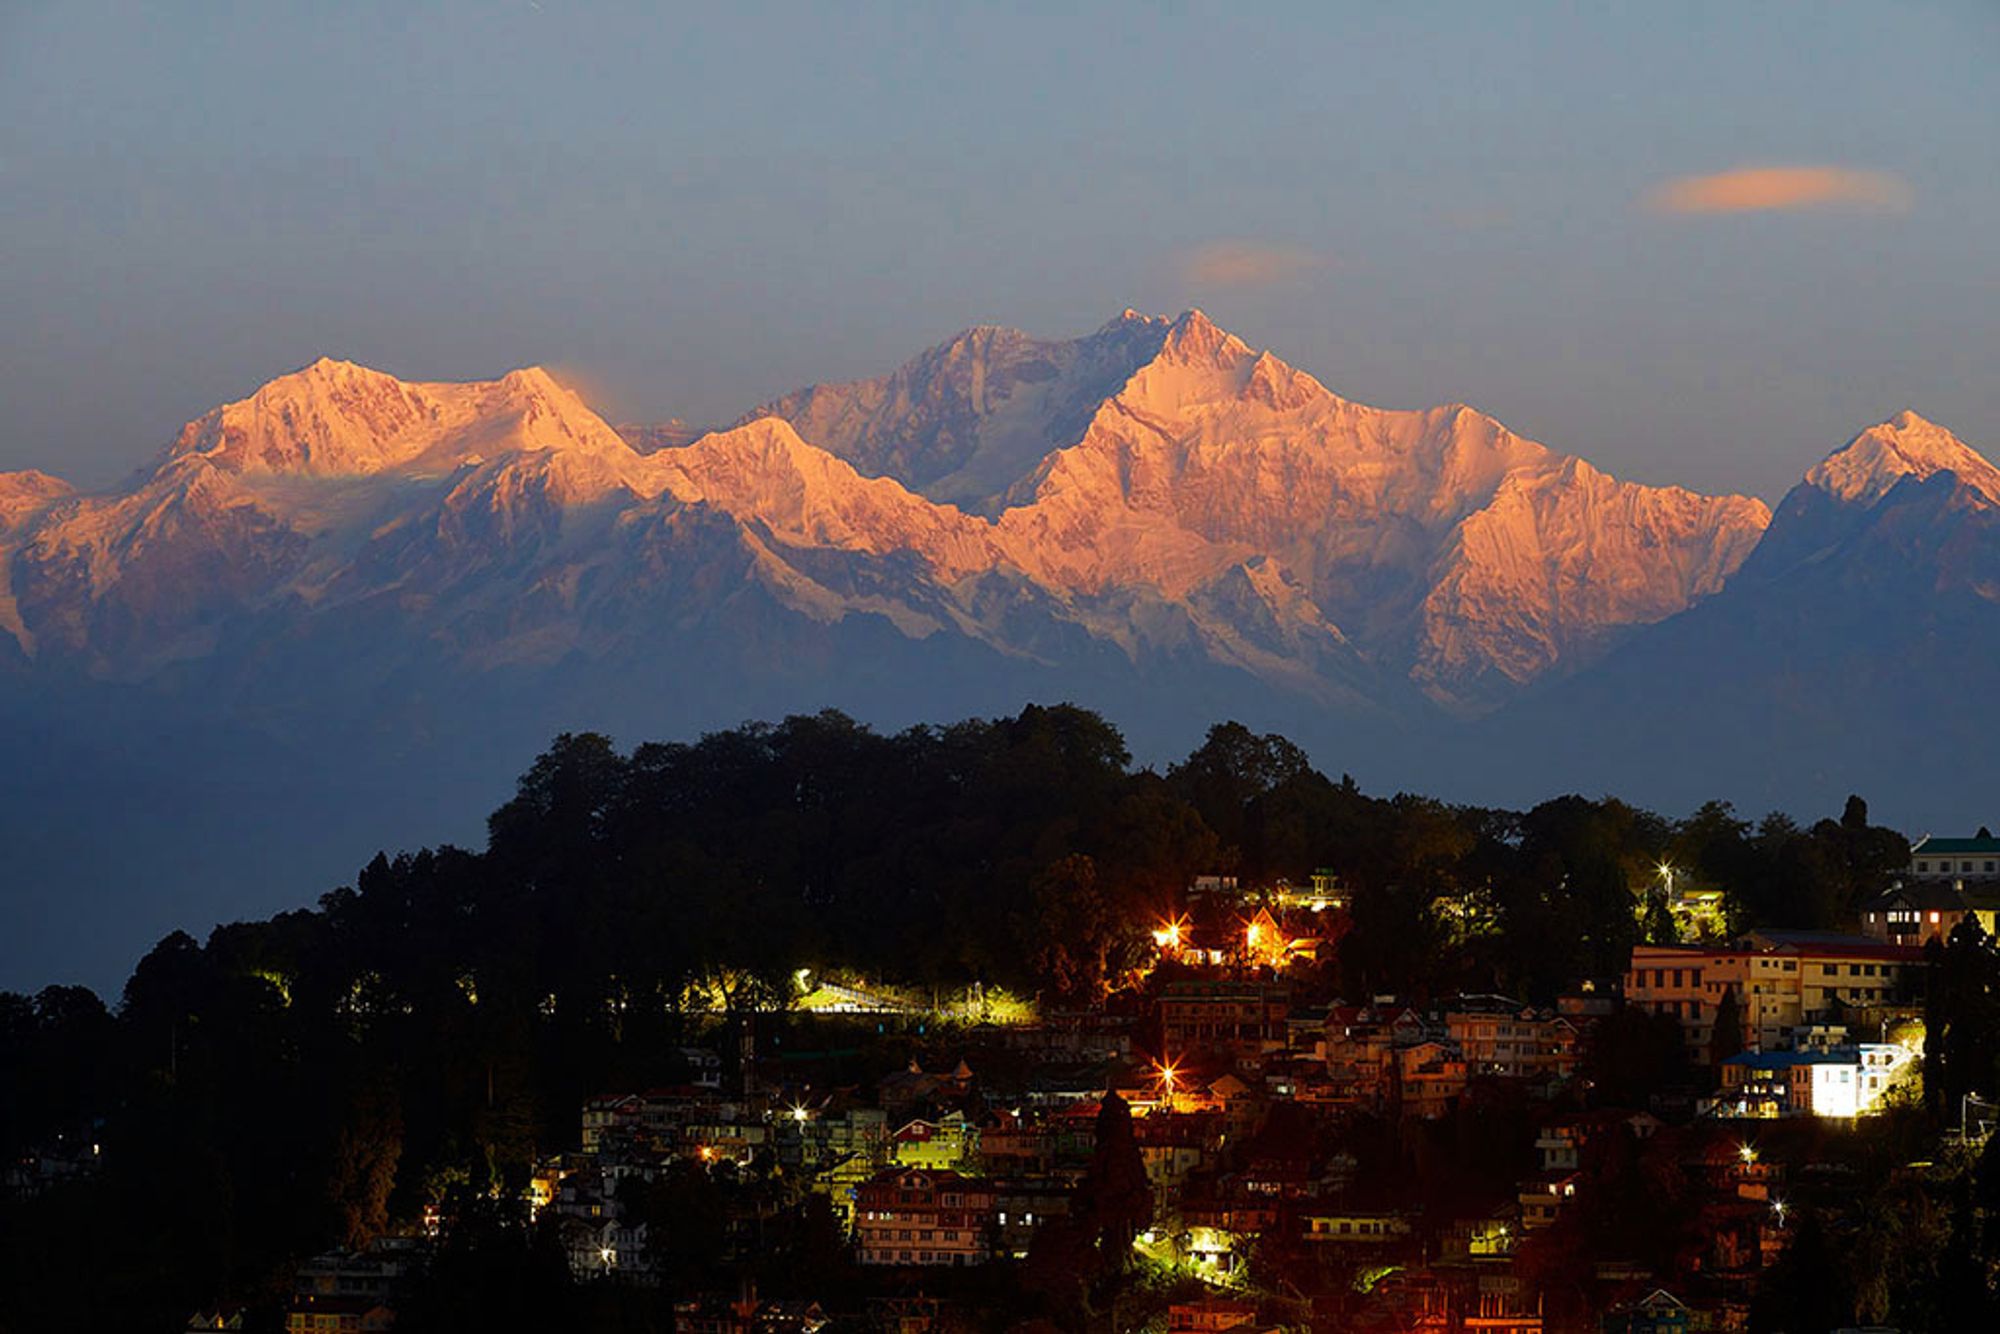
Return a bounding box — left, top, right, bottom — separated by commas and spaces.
1076, 1092, 1151, 1272
1711, 985, 1745, 1069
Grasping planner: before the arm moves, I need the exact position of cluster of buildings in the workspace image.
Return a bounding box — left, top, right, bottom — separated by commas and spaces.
1860, 830, 2000, 944
175, 841, 1991, 1334
274, 1235, 417, 1333
1623, 928, 1925, 1119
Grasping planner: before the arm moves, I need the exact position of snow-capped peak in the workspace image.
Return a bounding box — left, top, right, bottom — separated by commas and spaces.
1156, 308, 1250, 365
1804, 411, 2000, 508
156, 358, 634, 482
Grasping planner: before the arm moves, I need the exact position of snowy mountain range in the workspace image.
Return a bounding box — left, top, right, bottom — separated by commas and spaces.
0, 310, 1771, 713
0, 309, 1991, 988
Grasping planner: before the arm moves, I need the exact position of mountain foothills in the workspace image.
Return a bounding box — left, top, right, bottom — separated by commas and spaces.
0, 309, 1993, 985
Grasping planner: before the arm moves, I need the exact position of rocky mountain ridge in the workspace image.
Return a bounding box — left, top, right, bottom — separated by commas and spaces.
2, 310, 1777, 714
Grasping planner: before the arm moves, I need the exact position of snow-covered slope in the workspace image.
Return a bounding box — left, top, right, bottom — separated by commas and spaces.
983, 311, 1769, 707
1802, 410, 2000, 509
739, 311, 1173, 511
3, 311, 1773, 712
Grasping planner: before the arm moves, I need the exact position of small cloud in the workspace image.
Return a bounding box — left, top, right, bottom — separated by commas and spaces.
1643, 165, 1913, 215
1179, 241, 1324, 288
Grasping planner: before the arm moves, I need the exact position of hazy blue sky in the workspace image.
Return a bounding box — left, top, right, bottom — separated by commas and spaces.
2, 1, 1994, 499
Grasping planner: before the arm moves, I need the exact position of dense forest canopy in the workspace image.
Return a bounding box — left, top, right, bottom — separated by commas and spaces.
0, 705, 1924, 1328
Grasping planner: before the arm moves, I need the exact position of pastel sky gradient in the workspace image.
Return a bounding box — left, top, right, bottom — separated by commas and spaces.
2, 1, 1994, 500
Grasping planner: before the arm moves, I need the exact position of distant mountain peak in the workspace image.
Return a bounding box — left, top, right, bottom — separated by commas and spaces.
150, 357, 633, 483
1805, 411, 1998, 508
1157, 308, 1248, 364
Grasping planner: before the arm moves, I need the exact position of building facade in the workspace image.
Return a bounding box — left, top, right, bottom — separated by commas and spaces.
853, 1168, 997, 1267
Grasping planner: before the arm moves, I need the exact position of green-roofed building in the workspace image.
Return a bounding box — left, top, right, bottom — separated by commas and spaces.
1909, 829, 2000, 885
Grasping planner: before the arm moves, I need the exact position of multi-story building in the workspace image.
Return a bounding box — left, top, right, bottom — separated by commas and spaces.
1717, 1043, 1917, 1118
282, 1298, 395, 1333
1442, 999, 1581, 1080
1134, 1111, 1224, 1217
853, 1168, 998, 1267
1159, 980, 1292, 1055
888, 1114, 974, 1170
1861, 882, 1981, 944
993, 1180, 1071, 1259
1743, 930, 1921, 1000
1625, 934, 1924, 1062
1301, 1211, 1414, 1245
1322, 1004, 1429, 1109
291, 1238, 420, 1306
1397, 1040, 1469, 1120
1516, 1174, 1579, 1230
974, 1109, 1052, 1176
1908, 832, 2000, 884
1167, 1296, 1260, 1334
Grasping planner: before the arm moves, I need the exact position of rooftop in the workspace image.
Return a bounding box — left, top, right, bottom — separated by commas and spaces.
1912, 833, 2000, 856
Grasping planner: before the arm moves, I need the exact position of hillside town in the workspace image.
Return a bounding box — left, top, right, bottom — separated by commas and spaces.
234, 841, 1991, 1334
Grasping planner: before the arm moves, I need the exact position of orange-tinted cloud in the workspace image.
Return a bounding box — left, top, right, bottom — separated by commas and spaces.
1644, 165, 1913, 215
1179, 241, 1323, 287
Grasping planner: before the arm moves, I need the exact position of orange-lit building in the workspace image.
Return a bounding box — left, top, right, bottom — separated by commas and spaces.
1159, 980, 1292, 1054
284, 1298, 395, 1334
1441, 1001, 1581, 1080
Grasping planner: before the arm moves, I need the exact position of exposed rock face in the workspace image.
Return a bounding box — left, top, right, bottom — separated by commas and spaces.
2, 311, 1772, 713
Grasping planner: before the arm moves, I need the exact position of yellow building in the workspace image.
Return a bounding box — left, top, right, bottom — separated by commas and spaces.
1625, 933, 1924, 1061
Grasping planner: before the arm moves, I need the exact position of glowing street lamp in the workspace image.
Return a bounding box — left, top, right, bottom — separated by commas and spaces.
1155, 1058, 1180, 1111
1738, 1142, 1758, 1165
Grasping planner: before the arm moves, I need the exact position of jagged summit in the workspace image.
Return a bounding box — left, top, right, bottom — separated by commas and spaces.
1805, 410, 2000, 508
158, 358, 632, 481
1155, 308, 1249, 364
738, 311, 1174, 510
